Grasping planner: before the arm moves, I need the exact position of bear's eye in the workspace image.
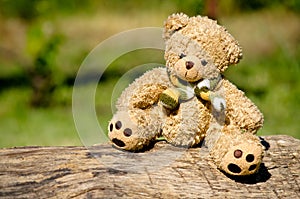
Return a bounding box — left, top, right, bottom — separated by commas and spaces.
201, 59, 208, 66
179, 53, 186, 59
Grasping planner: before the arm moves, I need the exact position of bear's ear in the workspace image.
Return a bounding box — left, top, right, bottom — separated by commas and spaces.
163, 13, 189, 40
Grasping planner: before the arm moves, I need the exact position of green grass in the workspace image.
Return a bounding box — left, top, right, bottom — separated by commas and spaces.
0, 87, 81, 147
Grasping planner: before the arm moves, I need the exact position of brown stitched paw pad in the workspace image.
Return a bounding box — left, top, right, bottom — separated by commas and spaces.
220, 142, 263, 176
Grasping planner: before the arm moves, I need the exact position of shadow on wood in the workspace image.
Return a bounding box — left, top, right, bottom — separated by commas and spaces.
0, 135, 299, 198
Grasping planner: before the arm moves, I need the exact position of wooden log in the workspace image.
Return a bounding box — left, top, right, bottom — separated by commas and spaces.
0, 135, 299, 198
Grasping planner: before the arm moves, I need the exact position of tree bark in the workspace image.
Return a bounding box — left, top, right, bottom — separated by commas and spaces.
0, 135, 299, 199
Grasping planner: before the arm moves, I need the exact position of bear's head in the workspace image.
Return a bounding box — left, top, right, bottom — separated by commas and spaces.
163, 13, 243, 82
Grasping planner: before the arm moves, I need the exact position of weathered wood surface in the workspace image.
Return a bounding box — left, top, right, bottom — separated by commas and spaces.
0, 135, 299, 199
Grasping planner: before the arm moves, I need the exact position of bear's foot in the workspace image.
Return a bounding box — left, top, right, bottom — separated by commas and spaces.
108, 111, 158, 151
108, 111, 142, 151
219, 141, 263, 176
210, 131, 264, 176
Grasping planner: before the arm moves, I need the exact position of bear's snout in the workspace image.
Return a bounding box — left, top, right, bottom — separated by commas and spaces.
185, 61, 194, 70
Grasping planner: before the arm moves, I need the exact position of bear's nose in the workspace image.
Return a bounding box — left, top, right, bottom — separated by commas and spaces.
185, 61, 194, 70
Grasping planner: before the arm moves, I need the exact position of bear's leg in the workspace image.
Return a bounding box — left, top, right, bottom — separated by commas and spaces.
162, 97, 210, 147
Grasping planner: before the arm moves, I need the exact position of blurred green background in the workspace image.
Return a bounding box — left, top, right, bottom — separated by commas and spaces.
0, 0, 299, 147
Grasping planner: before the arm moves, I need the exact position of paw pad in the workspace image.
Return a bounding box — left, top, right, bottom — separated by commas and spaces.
123, 128, 132, 137
234, 149, 243, 158
115, 121, 122, 130
228, 149, 259, 174
227, 163, 242, 174
109, 120, 133, 138
246, 154, 254, 162
111, 138, 125, 147
108, 111, 148, 151
248, 164, 257, 171
221, 145, 262, 176
108, 119, 135, 148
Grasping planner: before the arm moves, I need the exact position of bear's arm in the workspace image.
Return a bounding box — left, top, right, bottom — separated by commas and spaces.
131, 84, 168, 109
223, 79, 264, 133
115, 67, 171, 110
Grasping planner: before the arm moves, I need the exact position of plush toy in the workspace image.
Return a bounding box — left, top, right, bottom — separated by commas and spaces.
108, 13, 265, 176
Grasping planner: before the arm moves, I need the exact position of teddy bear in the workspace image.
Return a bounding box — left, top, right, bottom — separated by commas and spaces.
108, 13, 265, 176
